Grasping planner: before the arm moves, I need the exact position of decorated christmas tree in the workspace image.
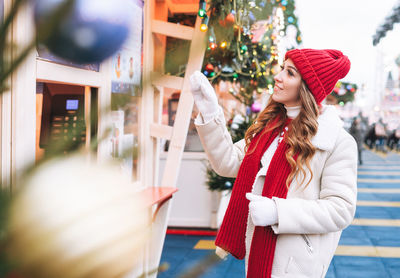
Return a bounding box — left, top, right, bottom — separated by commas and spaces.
201, 0, 302, 191
330, 81, 358, 105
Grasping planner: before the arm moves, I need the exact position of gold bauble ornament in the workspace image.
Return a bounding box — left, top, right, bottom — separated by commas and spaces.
8, 155, 150, 278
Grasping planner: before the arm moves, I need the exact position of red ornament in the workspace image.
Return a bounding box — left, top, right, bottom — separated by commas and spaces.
219, 13, 235, 27
225, 13, 235, 25
333, 87, 340, 94
205, 63, 214, 71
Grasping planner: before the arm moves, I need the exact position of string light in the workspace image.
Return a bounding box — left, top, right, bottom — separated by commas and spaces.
198, 0, 206, 18
209, 42, 217, 50
200, 16, 209, 32
198, 9, 206, 18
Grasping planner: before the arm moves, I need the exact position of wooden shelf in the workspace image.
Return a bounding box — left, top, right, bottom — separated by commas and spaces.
139, 187, 178, 222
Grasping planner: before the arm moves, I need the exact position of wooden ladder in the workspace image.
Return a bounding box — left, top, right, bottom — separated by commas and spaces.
141, 1, 208, 277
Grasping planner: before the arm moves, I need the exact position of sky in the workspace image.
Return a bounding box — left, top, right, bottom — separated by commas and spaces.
294, 0, 400, 107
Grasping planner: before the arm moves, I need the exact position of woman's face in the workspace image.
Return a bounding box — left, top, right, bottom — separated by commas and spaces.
272, 58, 302, 107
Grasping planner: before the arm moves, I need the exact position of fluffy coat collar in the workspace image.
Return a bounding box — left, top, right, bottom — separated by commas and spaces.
311, 105, 344, 152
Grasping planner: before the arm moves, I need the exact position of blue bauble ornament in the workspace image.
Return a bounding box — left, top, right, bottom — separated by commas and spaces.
34, 0, 133, 64
246, 106, 251, 115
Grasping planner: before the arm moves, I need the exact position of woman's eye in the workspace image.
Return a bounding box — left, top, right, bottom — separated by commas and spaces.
280, 65, 284, 70
288, 70, 294, 76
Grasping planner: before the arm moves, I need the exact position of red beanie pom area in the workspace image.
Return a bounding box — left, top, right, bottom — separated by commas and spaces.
284, 48, 351, 104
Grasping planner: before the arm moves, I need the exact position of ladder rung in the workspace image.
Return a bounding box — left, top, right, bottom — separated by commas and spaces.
150, 123, 173, 140
151, 19, 194, 40
151, 71, 184, 90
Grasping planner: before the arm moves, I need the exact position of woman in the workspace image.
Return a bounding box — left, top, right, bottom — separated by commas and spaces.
190, 49, 357, 278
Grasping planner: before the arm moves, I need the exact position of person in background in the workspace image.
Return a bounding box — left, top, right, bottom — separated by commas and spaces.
396, 126, 400, 152
388, 125, 400, 152
364, 123, 377, 150
190, 48, 357, 278
350, 117, 363, 164
375, 119, 387, 153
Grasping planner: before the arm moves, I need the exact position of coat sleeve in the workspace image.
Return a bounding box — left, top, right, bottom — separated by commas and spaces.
195, 110, 245, 178
271, 132, 358, 234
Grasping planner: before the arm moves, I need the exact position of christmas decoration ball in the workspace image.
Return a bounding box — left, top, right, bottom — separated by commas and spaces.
231, 114, 245, 130
7, 155, 149, 278
246, 106, 252, 115
225, 13, 235, 25
251, 101, 262, 113
205, 63, 214, 71
34, 0, 133, 64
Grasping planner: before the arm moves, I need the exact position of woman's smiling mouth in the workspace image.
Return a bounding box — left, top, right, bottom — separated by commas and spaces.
274, 84, 283, 92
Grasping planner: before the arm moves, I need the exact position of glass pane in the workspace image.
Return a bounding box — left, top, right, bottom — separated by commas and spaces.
161, 91, 204, 152
111, 94, 141, 182
110, 0, 143, 182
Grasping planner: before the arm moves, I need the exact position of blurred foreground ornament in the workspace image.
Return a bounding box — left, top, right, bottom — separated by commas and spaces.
7, 155, 150, 278
34, 0, 133, 64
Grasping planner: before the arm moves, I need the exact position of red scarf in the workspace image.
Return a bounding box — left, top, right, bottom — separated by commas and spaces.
215, 117, 297, 278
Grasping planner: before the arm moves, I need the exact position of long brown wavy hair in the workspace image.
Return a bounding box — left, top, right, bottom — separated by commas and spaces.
244, 81, 321, 188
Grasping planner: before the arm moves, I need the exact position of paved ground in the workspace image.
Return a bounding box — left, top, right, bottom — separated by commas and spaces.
158, 150, 400, 278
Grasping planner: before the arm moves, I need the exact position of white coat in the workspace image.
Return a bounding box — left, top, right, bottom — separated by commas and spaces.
195, 105, 358, 278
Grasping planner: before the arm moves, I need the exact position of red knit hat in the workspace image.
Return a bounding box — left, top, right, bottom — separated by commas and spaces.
285, 48, 351, 104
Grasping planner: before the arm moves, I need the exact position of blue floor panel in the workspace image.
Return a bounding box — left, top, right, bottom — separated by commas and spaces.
355, 206, 400, 219
358, 192, 400, 202
340, 225, 400, 247
358, 175, 400, 179
158, 242, 246, 278
331, 256, 393, 278
358, 183, 400, 188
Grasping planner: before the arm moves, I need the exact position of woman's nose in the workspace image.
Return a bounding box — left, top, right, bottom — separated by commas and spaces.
274, 72, 282, 83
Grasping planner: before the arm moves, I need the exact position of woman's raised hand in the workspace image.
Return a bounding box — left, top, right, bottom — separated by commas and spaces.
189, 71, 219, 123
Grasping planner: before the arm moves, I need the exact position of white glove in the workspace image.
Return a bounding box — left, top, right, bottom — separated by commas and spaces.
189, 70, 220, 123
215, 246, 229, 260
246, 193, 278, 227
